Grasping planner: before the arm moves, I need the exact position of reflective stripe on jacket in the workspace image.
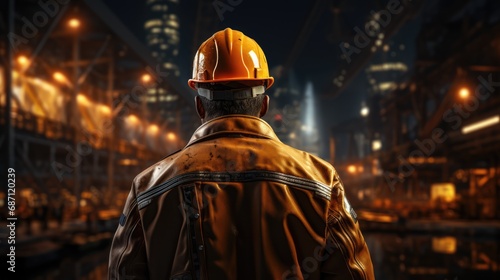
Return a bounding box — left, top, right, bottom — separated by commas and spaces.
108, 115, 375, 280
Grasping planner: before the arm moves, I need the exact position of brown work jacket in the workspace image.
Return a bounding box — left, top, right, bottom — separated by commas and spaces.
108, 115, 374, 280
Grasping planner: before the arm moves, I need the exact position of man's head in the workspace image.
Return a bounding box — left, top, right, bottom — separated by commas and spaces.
188, 28, 274, 123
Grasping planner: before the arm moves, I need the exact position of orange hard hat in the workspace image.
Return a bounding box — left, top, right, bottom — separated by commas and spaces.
188, 28, 274, 92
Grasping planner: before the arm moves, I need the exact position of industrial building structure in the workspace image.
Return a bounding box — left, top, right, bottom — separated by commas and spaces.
331, 0, 500, 220
145, 0, 181, 77
0, 0, 195, 220
144, 0, 183, 125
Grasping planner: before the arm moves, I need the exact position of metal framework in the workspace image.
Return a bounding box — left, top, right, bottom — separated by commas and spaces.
0, 0, 195, 217
332, 0, 500, 219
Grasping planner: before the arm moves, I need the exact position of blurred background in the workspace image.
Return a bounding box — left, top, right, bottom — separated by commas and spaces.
1, 0, 499, 279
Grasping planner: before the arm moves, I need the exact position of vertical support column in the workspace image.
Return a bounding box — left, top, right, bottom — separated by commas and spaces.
393, 107, 400, 148
141, 73, 148, 158
176, 106, 181, 149
470, 172, 476, 196
497, 168, 500, 219
23, 140, 29, 159
141, 86, 148, 119
347, 131, 357, 160
50, 144, 56, 164
469, 171, 476, 219
72, 32, 82, 217
5, 0, 15, 172
442, 147, 449, 181
92, 152, 98, 179
155, 85, 160, 112
107, 45, 115, 201
495, 158, 499, 219
329, 133, 336, 165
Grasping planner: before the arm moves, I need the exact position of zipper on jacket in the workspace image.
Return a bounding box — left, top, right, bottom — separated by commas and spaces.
115, 199, 139, 277
182, 185, 202, 280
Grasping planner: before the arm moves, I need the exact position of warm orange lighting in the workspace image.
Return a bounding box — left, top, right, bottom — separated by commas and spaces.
118, 159, 139, 166
141, 74, 152, 83
357, 165, 364, 173
357, 210, 399, 223
461, 115, 500, 134
166, 132, 177, 141
68, 18, 80, 28
77, 94, 90, 106
53, 71, 67, 83
148, 124, 159, 135
81, 191, 93, 199
458, 87, 470, 99
408, 157, 447, 164
79, 199, 87, 207
126, 114, 139, 125
17, 55, 29, 66
431, 183, 456, 202
99, 104, 111, 114
432, 236, 457, 254
347, 165, 357, 174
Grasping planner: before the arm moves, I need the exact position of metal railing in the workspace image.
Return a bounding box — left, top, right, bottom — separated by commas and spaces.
0, 106, 156, 160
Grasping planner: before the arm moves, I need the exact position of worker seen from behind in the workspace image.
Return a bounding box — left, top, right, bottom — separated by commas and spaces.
108, 28, 375, 280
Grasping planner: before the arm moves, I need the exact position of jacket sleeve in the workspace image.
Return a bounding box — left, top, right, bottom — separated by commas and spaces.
320, 173, 375, 280
108, 183, 149, 279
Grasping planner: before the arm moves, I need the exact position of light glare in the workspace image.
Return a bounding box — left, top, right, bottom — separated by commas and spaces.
141, 74, 152, 83
68, 18, 80, 28
347, 165, 357, 174
17, 55, 29, 65
167, 132, 177, 141
461, 115, 500, 134
458, 87, 470, 99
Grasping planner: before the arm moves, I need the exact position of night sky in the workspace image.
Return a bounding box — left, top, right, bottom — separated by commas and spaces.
102, 0, 423, 158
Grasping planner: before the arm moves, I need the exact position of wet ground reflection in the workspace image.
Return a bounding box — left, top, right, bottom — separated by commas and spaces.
365, 233, 500, 280
19, 233, 500, 279
20, 245, 109, 280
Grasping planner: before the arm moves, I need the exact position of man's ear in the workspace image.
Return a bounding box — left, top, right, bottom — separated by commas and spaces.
195, 96, 205, 120
259, 95, 270, 118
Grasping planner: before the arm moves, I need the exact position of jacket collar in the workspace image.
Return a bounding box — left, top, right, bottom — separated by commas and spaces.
186, 115, 279, 147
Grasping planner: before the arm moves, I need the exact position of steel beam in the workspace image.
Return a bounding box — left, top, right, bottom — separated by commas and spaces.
107, 44, 115, 199
73, 32, 82, 217
77, 36, 110, 86
21, 2, 68, 73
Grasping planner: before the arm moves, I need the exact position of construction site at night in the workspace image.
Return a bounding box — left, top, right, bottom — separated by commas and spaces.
1, 0, 500, 279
